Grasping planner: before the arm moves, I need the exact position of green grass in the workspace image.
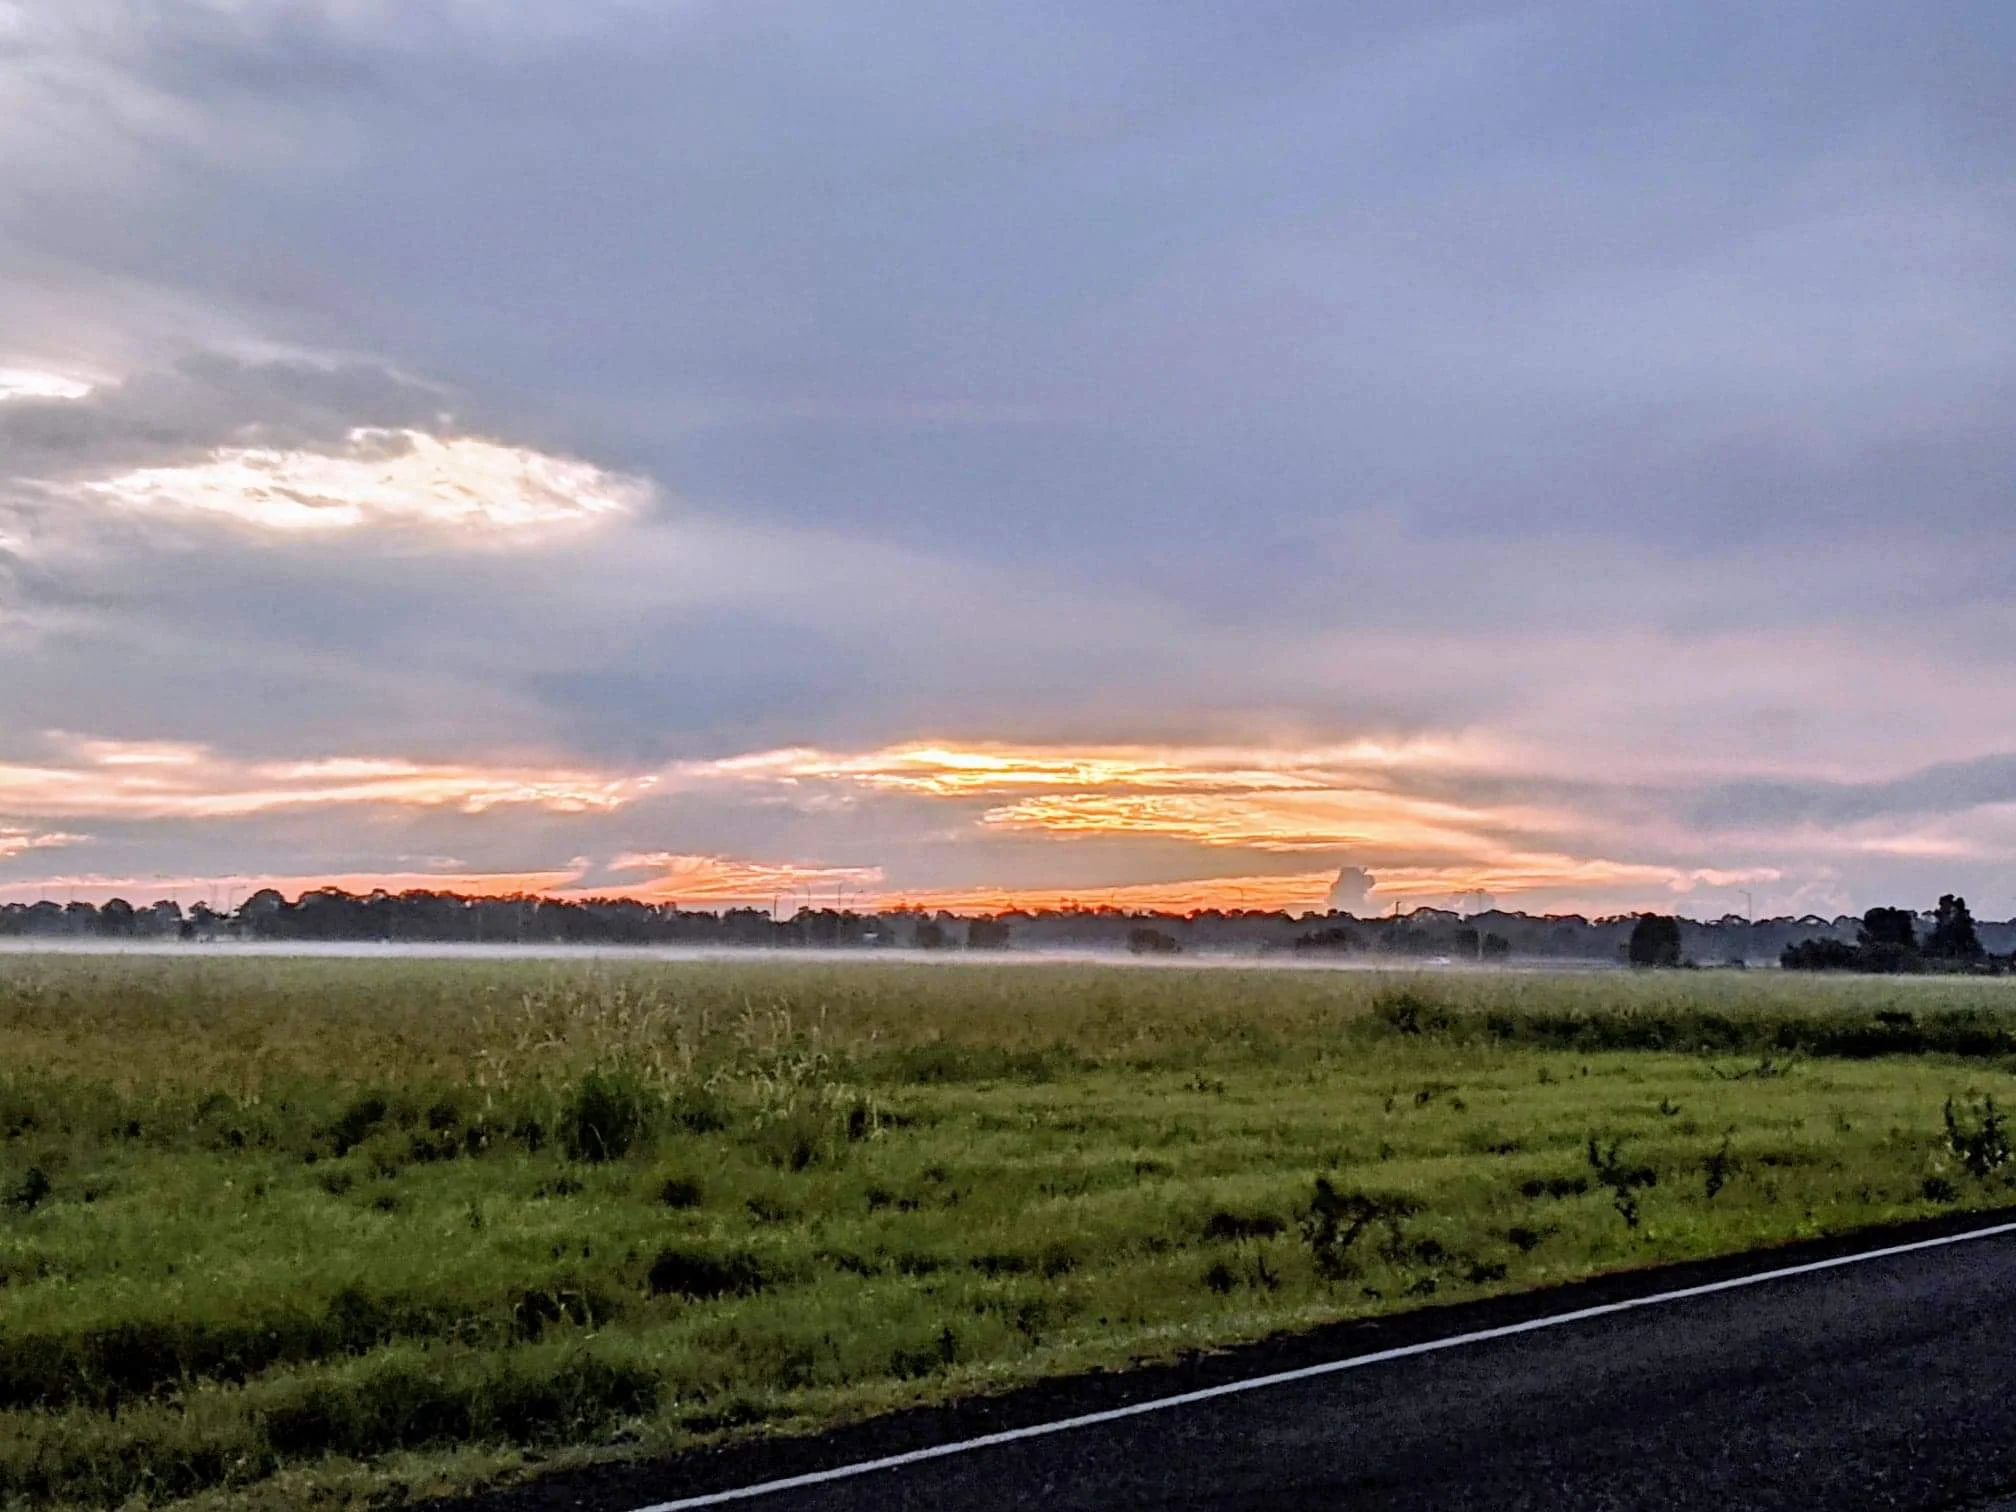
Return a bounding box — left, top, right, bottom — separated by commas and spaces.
2, 955, 2015, 1509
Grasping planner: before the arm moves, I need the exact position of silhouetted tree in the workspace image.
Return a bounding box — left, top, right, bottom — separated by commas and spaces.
1858, 907, 1917, 950
1627, 914, 1682, 968
1856, 907, 1920, 973
1927, 894, 1984, 961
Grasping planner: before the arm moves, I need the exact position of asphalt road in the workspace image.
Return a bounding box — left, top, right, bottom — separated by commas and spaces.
457, 1215, 2016, 1512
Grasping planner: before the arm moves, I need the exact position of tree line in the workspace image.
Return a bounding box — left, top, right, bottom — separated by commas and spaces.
1, 887, 2008, 970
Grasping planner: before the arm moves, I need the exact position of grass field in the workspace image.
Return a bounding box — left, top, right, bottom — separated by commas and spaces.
4, 954, 2016, 1510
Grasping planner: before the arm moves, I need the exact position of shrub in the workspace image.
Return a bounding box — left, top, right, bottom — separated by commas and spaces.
1299, 1179, 1421, 1280
327, 1095, 390, 1157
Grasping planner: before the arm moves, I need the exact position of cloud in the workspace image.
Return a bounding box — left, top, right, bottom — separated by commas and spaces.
598, 852, 884, 906
0, 4, 2013, 917
1327, 866, 1375, 913
0, 828, 84, 861
67, 428, 646, 536
0, 369, 92, 401
0, 736, 652, 820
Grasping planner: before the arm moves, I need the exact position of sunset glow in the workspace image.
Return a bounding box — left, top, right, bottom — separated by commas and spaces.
0, 732, 1876, 914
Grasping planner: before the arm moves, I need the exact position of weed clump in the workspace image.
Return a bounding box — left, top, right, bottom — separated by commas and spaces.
327, 1095, 390, 1156
4, 1166, 51, 1213
1299, 1178, 1421, 1280
1702, 1138, 1738, 1199
1374, 990, 1451, 1037
645, 1247, 768, 1301
1519, 1175, 1589, 1201
1202, 1210, 1285, 1242
1587, 1137, 1658, 1228
1943, 1094, 2011, 1181
659, 1176, 703, 1208
561, 1071, 657, 1163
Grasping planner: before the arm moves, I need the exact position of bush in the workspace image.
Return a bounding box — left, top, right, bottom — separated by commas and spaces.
1299, 1179, 1421, 1280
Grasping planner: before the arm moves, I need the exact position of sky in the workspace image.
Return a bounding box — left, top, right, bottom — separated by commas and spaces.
2, 1, 2014, 919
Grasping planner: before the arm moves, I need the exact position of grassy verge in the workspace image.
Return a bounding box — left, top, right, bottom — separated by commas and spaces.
2, 956, 2014, 1509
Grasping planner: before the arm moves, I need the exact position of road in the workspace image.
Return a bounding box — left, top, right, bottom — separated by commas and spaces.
456, 1214, 2016, 1512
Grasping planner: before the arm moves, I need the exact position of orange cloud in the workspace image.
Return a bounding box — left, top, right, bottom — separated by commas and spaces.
597, 852, 884, 904
680, 738, 1488, 796
0, 867, 588, 907
0, 738, 652, 820
877, 872, 1339, 914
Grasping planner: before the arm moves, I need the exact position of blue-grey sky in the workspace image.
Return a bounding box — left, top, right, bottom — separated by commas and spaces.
2, 1, 2013, 916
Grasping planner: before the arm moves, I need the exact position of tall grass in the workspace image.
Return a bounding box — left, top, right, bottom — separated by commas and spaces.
2, 956, 2014, 1509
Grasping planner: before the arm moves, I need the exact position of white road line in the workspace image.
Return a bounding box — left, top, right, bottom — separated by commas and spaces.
632, 1217, 2016, 1511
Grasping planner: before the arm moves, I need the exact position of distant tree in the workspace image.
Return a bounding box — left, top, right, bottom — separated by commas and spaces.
1856, 907, 1920, 973
1627, 914, 1682, 968
97, 897, 136, 937
1858, 907, 1918, 951
1926, 894, 1984, 961
966, 917, 1011, 950
1293, 925, 1354, 953
1781, 937, 1860, 971
912, 919, 948, 950
1482, 932, 1511, 960
1127, 927, 1181, 955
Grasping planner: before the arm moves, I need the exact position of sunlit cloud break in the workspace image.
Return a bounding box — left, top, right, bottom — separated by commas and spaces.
706, 739, 1491, 796
73, 428, 647, 535
0, 367, 93, 402
602, 853, 885, 905
0, 829, 84, 861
